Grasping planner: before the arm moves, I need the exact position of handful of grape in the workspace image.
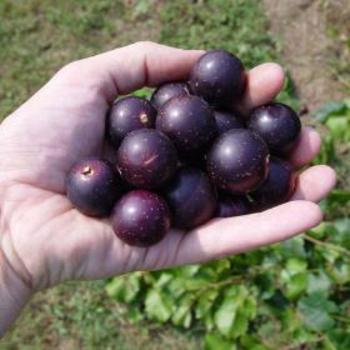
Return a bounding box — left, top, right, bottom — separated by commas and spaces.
66, 50, 301, 247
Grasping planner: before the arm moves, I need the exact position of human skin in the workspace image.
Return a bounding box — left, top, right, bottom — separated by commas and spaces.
0, 42, 336, 336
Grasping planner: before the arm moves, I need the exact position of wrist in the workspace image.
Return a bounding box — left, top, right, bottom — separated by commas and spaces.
0, 247, 33, 337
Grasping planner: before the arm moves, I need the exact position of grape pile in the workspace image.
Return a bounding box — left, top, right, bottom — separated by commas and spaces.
66, 50, 301, 247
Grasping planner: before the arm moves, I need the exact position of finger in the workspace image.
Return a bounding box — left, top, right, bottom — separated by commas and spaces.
292, 165, 336, 202
239, 63, 285, 114
80, 41, 204, 100
172, 200, 322, 266
289, 127, 321, 168
57, 42, 285, 108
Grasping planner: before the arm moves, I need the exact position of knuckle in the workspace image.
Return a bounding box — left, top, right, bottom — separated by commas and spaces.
57, 60, 85, 77
132, 40, 157, 51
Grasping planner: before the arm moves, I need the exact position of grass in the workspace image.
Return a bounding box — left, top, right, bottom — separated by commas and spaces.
1, 0, 349, 349
0, 0, 159, 119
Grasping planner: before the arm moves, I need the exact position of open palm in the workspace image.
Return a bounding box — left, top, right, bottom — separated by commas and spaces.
0, 42, 335, 292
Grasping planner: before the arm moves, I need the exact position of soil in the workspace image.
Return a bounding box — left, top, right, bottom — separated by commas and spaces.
263, 0, 349, 111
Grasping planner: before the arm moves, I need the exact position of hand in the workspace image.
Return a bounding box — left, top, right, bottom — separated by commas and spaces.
0, 42, 335, 297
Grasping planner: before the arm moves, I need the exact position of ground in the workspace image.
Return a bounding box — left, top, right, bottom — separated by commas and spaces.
264, 0, 350, 110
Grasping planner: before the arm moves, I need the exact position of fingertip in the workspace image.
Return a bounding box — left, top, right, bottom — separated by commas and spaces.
290, 127, 321, 167
291, 200, 324, 225
261, 62, 285, 88
264, 200, 323, 233
241, 62, 285, 113
323, 165, 337, 189
292, 165, 337, 202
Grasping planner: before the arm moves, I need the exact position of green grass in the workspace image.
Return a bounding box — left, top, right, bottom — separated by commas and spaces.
1, 0, 349, 349
0, 0, 159, 119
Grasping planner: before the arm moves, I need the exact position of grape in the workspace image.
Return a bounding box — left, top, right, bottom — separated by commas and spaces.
189, 50, 246, 108
164, 167, 217, 229
207, 129, 269, 194
108, 96, 157, 147
251, 157, 296, 210
214, 110, 244, 135
66, 159, 121, 217
151, 82, 190, 109
156, 95, 216, 156
112, 190, 170, 247
216, 195, 251, 218
117, 129, 178, 189
248, 103, 301, 156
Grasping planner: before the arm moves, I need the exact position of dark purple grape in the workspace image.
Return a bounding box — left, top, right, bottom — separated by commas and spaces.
108, 96, 157, 147
163, 167, 217, 230
189, 50, 246, 108
214, 110, 244, 135
66, 159, 121, 217
151, 82, 190, 109
251, 157, 296, 210
156, 95, 216, 156
112, 190, 170, 247
207, 129, 269, 195
117, 129, 178, 189
248, 103, 301, 156
216, 195, 251, 218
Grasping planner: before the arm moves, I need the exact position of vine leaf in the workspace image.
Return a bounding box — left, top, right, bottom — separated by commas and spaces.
298, 293, 338, 332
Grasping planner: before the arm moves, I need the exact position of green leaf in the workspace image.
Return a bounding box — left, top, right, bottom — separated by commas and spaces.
307, 271, 332, 295
204, 311, 215, 331
329, 262, 350, 284
214, 296, 238, 337
172, 295, 193, 328
280, 236, 306, 258
244, 297, 257, 318
231, 311, 249, 338
105, 274, 141, 303
195, 289, 219, 319
327, 330, 350, 350
286, 258, 307, 274
211, 258, 232, 274
214, 286, 242, 337
334, 217, 350, 235
313, 101, 347, 122
127, 307, 144, 323
168, 278, 187, 298
286, 273, 308, 299
184, 278, 211, 291
175, 264, 201, 278
281, 258, 308, 299
332, 218, 350, 248
155, 272, 173, 288
145, 289, 173, 323
240, 335, 270, 350
298, 293, 337, 331
313, 134, 336, 164
326, 116, 349, 140
214, 286, 252, 338
281, 308, 302, 333
204, 333, 236, 350
308, 222, 328, 239
132, 87, 151, 98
